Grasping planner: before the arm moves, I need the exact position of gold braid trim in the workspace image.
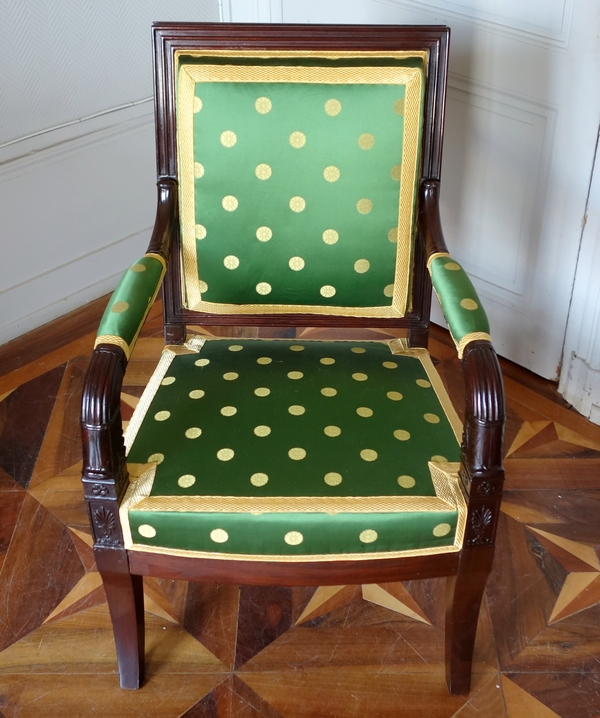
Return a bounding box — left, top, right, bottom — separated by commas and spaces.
145, 252, 167, 270
94, 335, 131, 359
457, 332, 492, 359
426, 252, 450, 271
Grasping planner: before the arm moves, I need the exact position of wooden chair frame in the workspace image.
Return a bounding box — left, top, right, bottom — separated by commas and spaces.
81, 22, 505, 695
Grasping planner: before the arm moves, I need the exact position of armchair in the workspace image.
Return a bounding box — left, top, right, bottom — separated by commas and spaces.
81, 22, 505, 695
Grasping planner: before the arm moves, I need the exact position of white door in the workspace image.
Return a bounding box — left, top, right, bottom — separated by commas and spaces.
225, 0, 600, 379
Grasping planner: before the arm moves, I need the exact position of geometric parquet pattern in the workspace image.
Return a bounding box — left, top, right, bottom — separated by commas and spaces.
1, 300, 600, 717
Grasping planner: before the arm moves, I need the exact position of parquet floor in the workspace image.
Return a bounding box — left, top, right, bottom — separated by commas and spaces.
1, 300, 600, 717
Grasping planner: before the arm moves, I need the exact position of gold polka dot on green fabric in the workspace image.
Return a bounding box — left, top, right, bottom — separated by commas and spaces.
356, 407, 373, 417
388, 227, 398, 242
431, 455, 448, 462
287, 371, 303, 380
288, 447, 306, 460
289, 131, 306, 148
289, 196, 306, 212
255, 163, 272, 180
195, 358, 210, 367
387, 391, 403, 401
324, 472, 342, 486
185, 427, 202, 439
251, 472, 269, 486
254, 387, 270, 397
194, 162, 204, 178
223, 372, 239, 381
424, 413, 441, 424
193, 97, 202, 113
398, 475, 416, 488
189, 389, 205, 399
324, 425, 341, 437
394, 98, 405, 115
161, 376, 176, 385
320, 357, 335, 365
352, 373, 368, 382
254, 425, 271, 437
321, 387, 337, 397
220, 406, 237, 416
360, 449, 378, 462
351, 347, 366, 353
288, 405, 305, 415
360, 529, 378, 543
285, 531, 303, 545
390, 164, 401, 181
210, 528, 229, 543
220, 130, 236, 147
257, 357, 272, 365
256, 226, 272, 242
130, 263, 147, 272
384, 284, 394, 298
357, 199, 373, 214
394, 429, 411, 441
217, 448, 234, 461
178, 474, 196, 488
223, 255, 240, 269
228, 344, 243, 352
354, 259, 370, 273
154, 411, 170, 422
195, 224, 207, 240
322, 229, 339, 245
111, 301, 129, 313
199, 280, 208, 293
460, 298, 479, 310
416, 379, 431, 388
256, 282, 272, 295
138, 524, 156, 538
255, 97, 272, 114
445, 262, 461, 271
324, 165, 340, 182
383, 361, 398, 369
320, 285, 336, 298
433, 523, 452, 537
222, 195, 238, 211
325, 99, 341, 116
148, 453, 164, 464
358, 133, 374, 149
289, 256, 305, 271
290, 345, 305, 351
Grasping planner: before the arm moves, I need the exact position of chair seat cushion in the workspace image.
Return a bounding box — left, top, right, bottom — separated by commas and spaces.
121, 337, 466, 561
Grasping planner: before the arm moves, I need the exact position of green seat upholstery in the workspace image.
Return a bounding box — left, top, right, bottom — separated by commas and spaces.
121, 337, 466, 560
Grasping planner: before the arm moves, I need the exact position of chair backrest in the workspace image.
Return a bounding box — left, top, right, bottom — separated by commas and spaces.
154, 24, 449, 332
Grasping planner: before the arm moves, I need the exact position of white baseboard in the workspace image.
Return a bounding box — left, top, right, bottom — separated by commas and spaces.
0, 102, 157, 347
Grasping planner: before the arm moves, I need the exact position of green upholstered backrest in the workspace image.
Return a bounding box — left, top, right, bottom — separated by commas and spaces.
176, 51, 426, 318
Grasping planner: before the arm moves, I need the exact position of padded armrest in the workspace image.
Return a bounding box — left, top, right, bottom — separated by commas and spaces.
427, 253, 491, 358
95, 254, 166, 360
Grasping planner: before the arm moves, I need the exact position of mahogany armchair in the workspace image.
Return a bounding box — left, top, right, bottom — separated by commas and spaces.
81, 22, 505, 695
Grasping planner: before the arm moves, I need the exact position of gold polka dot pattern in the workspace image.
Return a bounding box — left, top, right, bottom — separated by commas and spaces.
290, 345, 305, 351
195, 224, 207, 240
154, 411, 170, 422
324, 425, 341, 437
416, 379, 431, 388
390, 164, 401, 180
360, 449, 378, 462
220, 130, 236, 147
289, 131, 306, 148
360, 529, 378, 543
256, 282, 272, 295
255, 163, 272, 180
387, 391, 403, 401
352, 373, 368, 382
148, 453, 164, 464
194, 162, 204, 178
431, 455, 448, 462
185, 427, 202, 439
285, 531, 303, 545
433, 523, 452, 537
255, 97, 272, 114
351, 347, 366, 354
356, 199, 372, 214
257, 357, 272, 365
251, 472, 269, 486
288, 448, 306, 460
288, 405, 305, 415
210, 528, 229, 543
130, 263, 147, 272
394, 429, 411, 441
220, 406, 237, 416
222, 195, 238, 211
289, 196, 306, 212
388, 227, 398, 242
460, 298, 478, 310
195, 358, 210, 367
289, 256, 305, 271
320, 357, 335, 365
178, 474, 196, 488
424, 413, 441, 424
322, 229, 338, 245
223, 372, 238, 381
228, 344, 243, 352
256, 226, 272, 242
287, 371, 303, 380
394, 98, 405, 114
324, 472, 342, 486
161, 376, 176, 385
356, 407, 373, 417
358, 133, 374, 149
384, 284, 394, 298
254, 387, 270, 397
325, 99, 341, 116
223, 255, 240, 269
398, 475, 416, 488
320, 285, 336, 298
199, 280, 208, 293
324, 165, 340, 182
138, 524, 156, 538
383, 361, 398, 369
217, 448, 234, 461
254, 425, 271, 437
445, 262, 461, 271
354, 259, 370, 273
189, 389, 205, 399
193, 97, 202, 113
321, 387, 337, 397
111, 301, 129, 313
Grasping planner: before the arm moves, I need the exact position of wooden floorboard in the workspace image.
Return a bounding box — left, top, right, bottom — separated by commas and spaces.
0, 302, 599, 716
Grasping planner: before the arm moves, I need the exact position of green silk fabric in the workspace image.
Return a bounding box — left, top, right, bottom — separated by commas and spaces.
429, 256, 490, 349
126, 339, 461, 557
96, 256, 164, 354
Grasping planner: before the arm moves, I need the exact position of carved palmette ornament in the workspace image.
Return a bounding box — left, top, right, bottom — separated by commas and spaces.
468, 505, 494, 545
93, 506, 116, 540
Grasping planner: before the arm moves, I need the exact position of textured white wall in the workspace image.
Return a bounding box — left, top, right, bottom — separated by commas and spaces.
0, 1, 219, 346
